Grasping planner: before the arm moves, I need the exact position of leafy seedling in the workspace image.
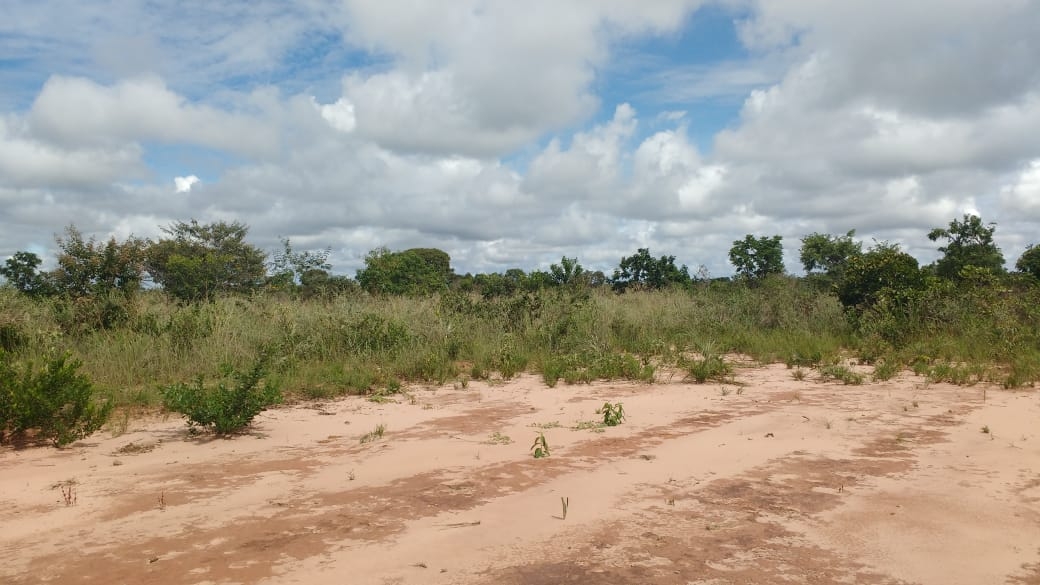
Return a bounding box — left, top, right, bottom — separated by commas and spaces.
596, 402, 625, 427
531, 432, 550, 458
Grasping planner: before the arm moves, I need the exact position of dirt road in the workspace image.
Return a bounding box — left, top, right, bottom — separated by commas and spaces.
2, 364, 1038, 584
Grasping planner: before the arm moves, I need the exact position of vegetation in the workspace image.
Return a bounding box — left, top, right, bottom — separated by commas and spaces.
160, 356, 281, 435
597, 402, 626, 427
531, 432, 550, 458
0, 351, 111, 446
729, 234, 784, 280
2, 213, 1039, 447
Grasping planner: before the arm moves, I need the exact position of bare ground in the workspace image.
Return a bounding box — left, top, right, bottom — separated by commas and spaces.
2, 363, 1039, 585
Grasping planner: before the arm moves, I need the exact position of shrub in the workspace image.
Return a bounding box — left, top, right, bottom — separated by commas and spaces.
0, 351, 111, 447
161, 357, 281, 435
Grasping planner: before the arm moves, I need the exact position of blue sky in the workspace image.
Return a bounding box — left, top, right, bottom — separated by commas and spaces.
2, 1, 1039, 277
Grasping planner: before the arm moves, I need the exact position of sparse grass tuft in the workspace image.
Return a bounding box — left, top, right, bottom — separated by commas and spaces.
359, 423, 386, 444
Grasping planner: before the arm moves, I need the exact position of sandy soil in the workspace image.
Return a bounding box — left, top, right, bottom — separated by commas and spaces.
2, 363, 1039, 585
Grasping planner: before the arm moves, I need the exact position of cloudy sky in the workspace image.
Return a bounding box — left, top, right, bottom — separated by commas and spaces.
2, 0, 1039, 277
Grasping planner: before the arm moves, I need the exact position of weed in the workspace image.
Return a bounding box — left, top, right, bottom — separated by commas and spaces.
981, 425, 990, 434
531, 421, 561, 429
60, 483, 76, 506
719, 387, 732, 397
680, 344, 732, 384
485, 431, 512, 445
359, 423, 386, 444
531, 432, 550, 458
572, 420, 605, 432
872, 360, 899, 382
819, 364, 864, 385
791, 368, 807, 381
596, 402, 625, 426
157, 490, 166, 511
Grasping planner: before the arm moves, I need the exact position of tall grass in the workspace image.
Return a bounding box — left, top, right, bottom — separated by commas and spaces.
1, 272, 1037, 410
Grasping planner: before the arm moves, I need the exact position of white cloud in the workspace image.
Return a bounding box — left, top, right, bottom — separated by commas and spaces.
28, 76, 277, 157
2, 0, 1040, 275
174, 175, 200, 193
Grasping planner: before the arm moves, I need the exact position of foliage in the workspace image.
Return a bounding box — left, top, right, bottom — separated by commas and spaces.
52, 225, 148, 299
611, 248, 690, 292
729, 234, 784, 280
680, 343, 733, 383
147, 220, 267, 302
531, 432, 550, 458
836, 242, 923, 309
799, 230, 861, 283
549, 256, 587, 288
927, 214, 1005, 279
1015, 244, 1040, 281
0, 251, 54, 297
819, 363, 865, 385
160, 357, 281, 435
269, 238, 332, 290
0, 351, 111, 447
356, 247, 453, 295
597, 402, 626, 426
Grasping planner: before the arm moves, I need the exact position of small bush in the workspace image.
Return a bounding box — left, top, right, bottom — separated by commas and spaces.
161, 357, 281, 435
819, 364, 865, 385
597, 402, 626, 426
681, 344, 732, 383
0, 351, 111, 447
872, 360, 899, 382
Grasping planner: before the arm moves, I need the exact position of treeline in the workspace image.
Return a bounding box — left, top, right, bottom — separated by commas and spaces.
3, 213, 1040, 446
4, 213, 1039, 307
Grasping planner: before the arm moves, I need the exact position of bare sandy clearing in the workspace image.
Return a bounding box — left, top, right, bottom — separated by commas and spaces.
1, 364, 1038, 585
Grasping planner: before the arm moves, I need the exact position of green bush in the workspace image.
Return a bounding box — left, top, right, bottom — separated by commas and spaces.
161, 357, 281, 435
0, 351, 111, 447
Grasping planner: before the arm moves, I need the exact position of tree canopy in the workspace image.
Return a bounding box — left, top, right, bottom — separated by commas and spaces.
729, 234, 784, 280
611, 248, 690, 293
146, 220, 267, 302
356, 247, 453, 295
927, 214, 1005, 279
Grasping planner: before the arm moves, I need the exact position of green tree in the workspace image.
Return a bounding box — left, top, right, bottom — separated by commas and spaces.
356, 247, 453, 295
51, 226, 148, 299
836, 242, 924, 309
146, 220, 267, 302
0, 251, 54, 297
799, 230, 862, 281
549, 256, 586, 287
611, 248, 690, 293
729, 235, 784, 280
927, 214, 1005, 279
1016, 244, 1040, 281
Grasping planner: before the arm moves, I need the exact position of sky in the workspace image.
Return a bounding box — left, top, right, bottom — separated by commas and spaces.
2, 0, 1040, 278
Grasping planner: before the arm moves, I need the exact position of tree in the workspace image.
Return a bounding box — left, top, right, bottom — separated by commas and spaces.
729, 235, 784, 280
356, 247, 453, 295
146, 220, 267, 302
549, 256, 586, 287
51, 226, 147, 299
611, 248, 690, 293
0, 251, 53, 297
799, 230, 862, 281
927, 214, 1005, 279
269, 238, 332, 287
1016, 244, 1040, 281
836, 242, 924, 309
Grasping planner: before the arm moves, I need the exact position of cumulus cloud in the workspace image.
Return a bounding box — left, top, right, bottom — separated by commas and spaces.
174, 175, 200, 193
27, 76, 277, 157
2, 0, 1040, 276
